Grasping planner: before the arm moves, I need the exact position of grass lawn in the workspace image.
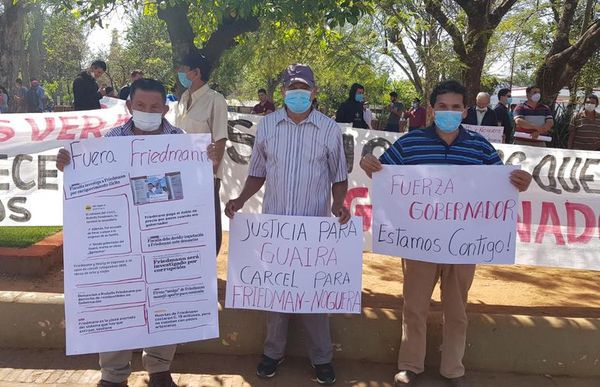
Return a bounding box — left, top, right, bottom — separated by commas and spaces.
0, 227, 62, 248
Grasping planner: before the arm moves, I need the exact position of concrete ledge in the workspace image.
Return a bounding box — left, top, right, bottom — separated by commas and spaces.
0, 232, 63, 277
1, 291, 599, 376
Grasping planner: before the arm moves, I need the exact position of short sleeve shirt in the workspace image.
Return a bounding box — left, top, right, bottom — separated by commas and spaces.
514, 102, 553, 134
174, 84, 228, 178
380, 125, 502, 166
248, 108, 348, 217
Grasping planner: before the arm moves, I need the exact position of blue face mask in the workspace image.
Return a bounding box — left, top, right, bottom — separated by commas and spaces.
355, 93, 364, 103
506, 97, 513, 105
177, 72, 192, 89
434, 111, 463, 133
284, 89, 312, 114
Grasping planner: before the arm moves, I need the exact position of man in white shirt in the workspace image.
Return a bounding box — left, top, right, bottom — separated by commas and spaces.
174, 52, 228, 253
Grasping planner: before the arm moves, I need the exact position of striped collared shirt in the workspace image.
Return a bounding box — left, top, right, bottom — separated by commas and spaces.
248, 108, 348, 217
380, 125, 502, 165
569, 111, 600, 150
104, 118, 184, 137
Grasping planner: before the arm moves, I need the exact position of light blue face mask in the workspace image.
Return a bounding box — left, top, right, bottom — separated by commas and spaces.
177, 72, 192, 89
284, 89, 312, 114
507, 97, 513, 105
434, 111, 463, 133
355, 93, 365, 103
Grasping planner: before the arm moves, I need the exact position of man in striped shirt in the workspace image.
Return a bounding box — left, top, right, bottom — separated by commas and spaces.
57, 79, 219, 387
225, 64, 350, 385
360, 80, 532, 387
513, 85, 554, 147
568, 94, 600, 150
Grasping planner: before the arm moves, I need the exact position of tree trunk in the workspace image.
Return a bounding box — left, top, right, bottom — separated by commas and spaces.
157, 3, 197, 70
159, 4, 260, 87
460, 27, 491, 104
424, 0, 518, 105
27, 6, 44, 80
535, 19, 600, 105
0, 0, 27, 89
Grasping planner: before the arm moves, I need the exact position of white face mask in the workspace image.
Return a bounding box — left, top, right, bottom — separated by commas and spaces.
584, 103, 597, 112
132, 110, 163, 132
531, 93, 541, 103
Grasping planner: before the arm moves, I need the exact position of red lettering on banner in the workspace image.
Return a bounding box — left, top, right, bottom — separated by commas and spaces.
80, 115, 107, 138
517, 201, 532, 242
565, 202, 595, 244
27, 117, 56, 141
115, 113, 130, 127
344, 187, 372, 231
535, 202, 565, 245
57, 116, 79, 140
0, 120, 15, 142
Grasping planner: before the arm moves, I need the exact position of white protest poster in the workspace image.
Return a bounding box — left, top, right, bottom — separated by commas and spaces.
225, 213, 363, 314
62, 134, 218, 355
462, 124, 504, 143
372, 165, 519, 264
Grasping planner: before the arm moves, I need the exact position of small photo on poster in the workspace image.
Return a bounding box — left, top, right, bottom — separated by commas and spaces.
130, 172, 184, 205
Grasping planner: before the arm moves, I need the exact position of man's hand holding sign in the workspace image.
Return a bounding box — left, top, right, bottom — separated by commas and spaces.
360, 80, 532, 387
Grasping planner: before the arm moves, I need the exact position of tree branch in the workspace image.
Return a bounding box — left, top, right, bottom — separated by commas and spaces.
490, 0, 520, 26
424, 0, 467, 58
550, 0, 579, 55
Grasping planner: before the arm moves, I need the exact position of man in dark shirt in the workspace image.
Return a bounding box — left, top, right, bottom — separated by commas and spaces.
119, 70, 144, 100
335, 83, 369, 129
251, 88, 275, 115
385, 92, 405, 132
494, 88, 513, 143
462, 92, 498, 127
72, 60, 106, 111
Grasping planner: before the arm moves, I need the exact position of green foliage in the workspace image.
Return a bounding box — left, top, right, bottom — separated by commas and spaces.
41, 10, 88, 102
103, 12, 174, 90
211, 19, 394, 115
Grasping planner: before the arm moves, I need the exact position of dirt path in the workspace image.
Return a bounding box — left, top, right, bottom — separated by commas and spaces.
1, 233, 599, 317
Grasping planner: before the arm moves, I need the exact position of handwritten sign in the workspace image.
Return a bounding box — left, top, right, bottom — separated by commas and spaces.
372, 165, 519, 264
225, 214, 363, 314
63, 134, 219, 355
462, 124, 504, 143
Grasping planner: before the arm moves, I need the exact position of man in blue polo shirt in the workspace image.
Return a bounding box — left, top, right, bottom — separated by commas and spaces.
360, 80, 532, 387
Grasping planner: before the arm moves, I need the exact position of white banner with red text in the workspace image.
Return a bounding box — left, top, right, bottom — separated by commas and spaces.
1, 107, 600, 271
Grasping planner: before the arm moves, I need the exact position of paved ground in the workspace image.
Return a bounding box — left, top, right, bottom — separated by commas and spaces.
0, 350, 598, 387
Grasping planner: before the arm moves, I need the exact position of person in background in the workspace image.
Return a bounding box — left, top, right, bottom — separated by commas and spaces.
225, 63, 349, 385
119, 70, 144, 100
360, 79, 532, 387
364, 101, 374, 129
104, 86, 117, 98
25, 78, 46, 113
55, 78, 224, 387
251, 88, 275, 115
13, 78, 28, 112
174, 52, 228, 254
0, 86, 8, 113
385, 92, 404, 132
568, 94, 600, 150
494, 88, 513, 143
513, 85, 554, 147
462, 92, 498, 126
73, 60, 106, 111
404, 98, 426, 131
166, 86, 178, 102
335, 83, 369, 128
